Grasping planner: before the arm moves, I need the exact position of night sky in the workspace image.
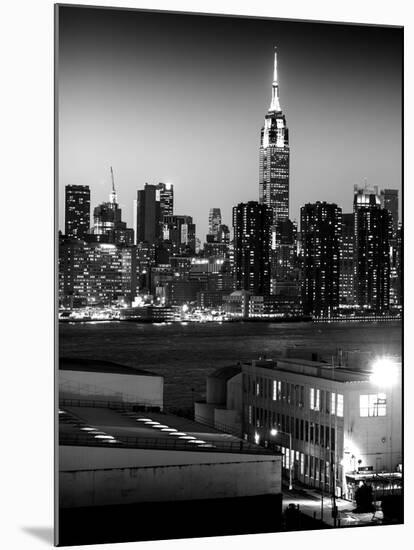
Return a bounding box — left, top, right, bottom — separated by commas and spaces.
57, 6, 402, 238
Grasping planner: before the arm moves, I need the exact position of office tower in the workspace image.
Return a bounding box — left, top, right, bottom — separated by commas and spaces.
353, 186, 392, 313
65, 185, 90, 239
301, 202, 342, 317
89, 172, 134, 245
59, 238, 136, 308
380, 189, 399, 235
259, 48, 291, 293
208, 208, 222, 236
156, 182, 174, 217
339, 213, 355, 305
204, 224, 230, 257
272, 219, 297, 283
163, 214, 196, 255
391, 224, 402, 308
259, 48, 289, 224
135, 184, 161, 245
233, 201, 270, 295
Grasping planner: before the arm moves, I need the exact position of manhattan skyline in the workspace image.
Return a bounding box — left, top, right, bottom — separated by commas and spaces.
58, 7, 402, 239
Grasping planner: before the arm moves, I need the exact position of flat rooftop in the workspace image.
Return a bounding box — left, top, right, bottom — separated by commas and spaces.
247, 357, 374, 383
59, 402, 275, 457
60, 357, 161, 378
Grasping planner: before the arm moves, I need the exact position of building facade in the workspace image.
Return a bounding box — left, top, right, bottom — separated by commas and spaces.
233, 201, 271, 295
353, 186, 392, 313
134, 184, 161, 245
259, 48, 289, 225
163, 214, 196, 256
65, 185, 91, 239
241, 357, 402, 500
339, 213, 355, 306
208, 208, 222, 237
300, 202, 342, 317
380, 189, 399, 235
156, 182, 174, 217
59, 239, 136, 307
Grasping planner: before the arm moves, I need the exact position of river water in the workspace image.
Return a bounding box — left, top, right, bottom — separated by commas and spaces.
59, 321, 402, 408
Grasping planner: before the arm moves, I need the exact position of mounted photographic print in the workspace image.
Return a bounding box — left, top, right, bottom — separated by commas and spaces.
56, 4, 403, 546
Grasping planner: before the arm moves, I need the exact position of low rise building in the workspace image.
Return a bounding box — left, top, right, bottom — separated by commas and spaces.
58, 357, 283, 545
241, 356, 402, 500
59, 357, 164, 409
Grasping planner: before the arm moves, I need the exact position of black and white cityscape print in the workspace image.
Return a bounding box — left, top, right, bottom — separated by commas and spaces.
56, 5, 403, 546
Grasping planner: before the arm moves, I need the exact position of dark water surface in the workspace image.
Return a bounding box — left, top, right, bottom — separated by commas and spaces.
59, 321, 402, 407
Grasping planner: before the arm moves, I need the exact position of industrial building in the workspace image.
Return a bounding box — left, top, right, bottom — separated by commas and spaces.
242, 356, 402, 500
58, 357, 283, 545
197, 354, 402, 501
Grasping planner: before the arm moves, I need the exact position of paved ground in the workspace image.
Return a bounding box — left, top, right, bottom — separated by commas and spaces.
282, 483, 383, 528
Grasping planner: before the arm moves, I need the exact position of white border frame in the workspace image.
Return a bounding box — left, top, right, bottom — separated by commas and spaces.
2, 1, 411, 549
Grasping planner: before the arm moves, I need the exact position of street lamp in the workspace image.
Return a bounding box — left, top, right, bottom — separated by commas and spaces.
370, 357, 399, 387
271, 428, 293, 490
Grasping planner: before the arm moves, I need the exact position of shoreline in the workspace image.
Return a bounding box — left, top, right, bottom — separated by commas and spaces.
58, 317, 401, 325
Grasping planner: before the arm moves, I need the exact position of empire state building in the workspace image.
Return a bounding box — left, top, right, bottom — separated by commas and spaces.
259, 48, 289, 224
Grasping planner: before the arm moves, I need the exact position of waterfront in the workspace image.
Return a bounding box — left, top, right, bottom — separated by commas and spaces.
59, 321, 402, 408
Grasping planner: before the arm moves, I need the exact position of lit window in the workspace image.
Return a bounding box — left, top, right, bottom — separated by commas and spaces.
315, 389, 320, 411
272, 380, 277, 401
310, 387, 320, 411
360, 394, 387, 417
337, 394, 344, 417
331, 392, 336, 415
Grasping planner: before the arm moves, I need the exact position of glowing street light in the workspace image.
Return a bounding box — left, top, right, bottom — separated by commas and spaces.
370, 357, 399, 387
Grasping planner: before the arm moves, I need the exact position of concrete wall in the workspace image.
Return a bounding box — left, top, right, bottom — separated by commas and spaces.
226, 373, 243, 411
59, 370, 164, 408
194, 401, 215, 425
60, 451, 282, 508
206, 376, 226, 405
60, 445, 277, 470
214, 408, 242, 436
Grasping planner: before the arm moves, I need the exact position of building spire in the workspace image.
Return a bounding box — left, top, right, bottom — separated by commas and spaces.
269, 47, 281, 112
109, 166, 117, 204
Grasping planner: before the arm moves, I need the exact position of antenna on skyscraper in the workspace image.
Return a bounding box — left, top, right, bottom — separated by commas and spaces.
109, 166, 117, 204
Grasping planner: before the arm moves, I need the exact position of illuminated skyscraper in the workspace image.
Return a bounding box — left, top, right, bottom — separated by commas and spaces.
339, 213, 355, 305
163, 214, 196, 255
380, 189, 399, 235
65, 185, 90, 239
259, 49, 291, 294
208, 208, 222, 236
301, 202, 342, 317
259, 48, 289, 224
233, 202, 270, 295
59, 239, 136, 308
156, 182, 174, 217
89, 170, 134, 245
353, 186, 392, 313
